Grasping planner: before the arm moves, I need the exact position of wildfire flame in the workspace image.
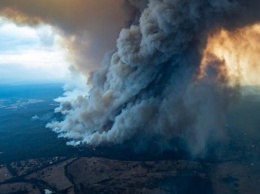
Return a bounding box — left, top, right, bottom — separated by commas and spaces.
201, 23, 260, 86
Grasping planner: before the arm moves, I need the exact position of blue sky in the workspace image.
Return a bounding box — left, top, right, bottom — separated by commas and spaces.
0, 17, 70, 84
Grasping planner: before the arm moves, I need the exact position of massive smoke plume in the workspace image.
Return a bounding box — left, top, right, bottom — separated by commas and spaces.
1, 0, 260, 155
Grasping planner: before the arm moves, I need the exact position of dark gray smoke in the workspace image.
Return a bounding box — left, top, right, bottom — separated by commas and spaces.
2, 0, 260, 155
47, 0, 243, 155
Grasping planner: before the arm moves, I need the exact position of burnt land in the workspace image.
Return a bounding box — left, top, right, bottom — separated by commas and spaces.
0, 152, 259, 194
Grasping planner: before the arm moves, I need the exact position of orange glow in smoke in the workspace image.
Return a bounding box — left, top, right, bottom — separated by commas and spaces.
201, 23, 260, 86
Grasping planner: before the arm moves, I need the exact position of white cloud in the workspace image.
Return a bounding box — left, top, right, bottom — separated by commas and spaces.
0, 17, 70, 84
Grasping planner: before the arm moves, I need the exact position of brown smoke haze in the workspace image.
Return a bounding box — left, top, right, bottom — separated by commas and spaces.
0, 0, 134, 72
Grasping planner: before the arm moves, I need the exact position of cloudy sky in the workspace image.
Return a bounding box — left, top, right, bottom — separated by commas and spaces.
0, 0, 131, 85
0, 17, 70, 84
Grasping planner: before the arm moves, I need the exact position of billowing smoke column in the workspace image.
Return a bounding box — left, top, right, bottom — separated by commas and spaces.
49, 0, 239, 154
1, 0, 260, 155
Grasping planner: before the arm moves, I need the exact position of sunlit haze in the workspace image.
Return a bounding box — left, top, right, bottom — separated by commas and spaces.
0, 17, 70, 84
201, 23, 260, 86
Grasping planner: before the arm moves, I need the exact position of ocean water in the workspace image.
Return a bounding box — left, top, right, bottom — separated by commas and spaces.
0, 84, 79, 164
